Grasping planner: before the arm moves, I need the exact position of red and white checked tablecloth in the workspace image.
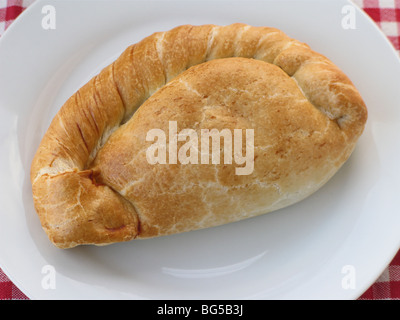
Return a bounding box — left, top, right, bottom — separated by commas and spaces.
0, 0, 400, 300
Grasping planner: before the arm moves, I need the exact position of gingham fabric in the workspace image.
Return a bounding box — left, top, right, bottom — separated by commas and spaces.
359, 251, 400, 299
353, 0, 400, 54
0, 0, 34, 35
0, 269, 27, 300
0, 0, 399, 300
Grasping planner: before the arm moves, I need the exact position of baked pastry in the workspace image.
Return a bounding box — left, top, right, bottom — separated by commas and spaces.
30, 23, 367, 249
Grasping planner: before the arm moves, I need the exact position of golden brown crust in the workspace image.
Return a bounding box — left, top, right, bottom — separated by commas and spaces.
31, 23, 367, 248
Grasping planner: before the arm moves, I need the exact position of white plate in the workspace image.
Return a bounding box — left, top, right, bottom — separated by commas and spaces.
0, 0, 400, 300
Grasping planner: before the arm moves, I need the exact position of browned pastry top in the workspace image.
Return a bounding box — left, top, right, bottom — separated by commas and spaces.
30, 24, 367, 248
